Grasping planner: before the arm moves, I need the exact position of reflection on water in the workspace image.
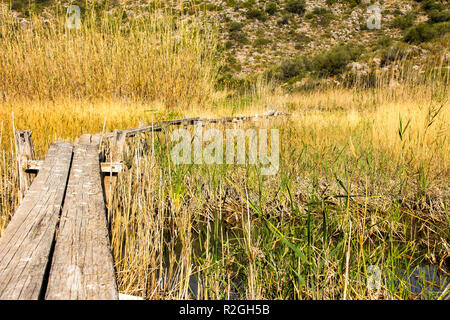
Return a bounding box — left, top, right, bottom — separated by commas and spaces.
156, 264, 448, 299
407, 265, 449, 300
387, 264, 449, 300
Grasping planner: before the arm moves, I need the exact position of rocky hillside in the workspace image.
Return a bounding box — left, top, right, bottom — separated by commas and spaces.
4, 0, 449, 87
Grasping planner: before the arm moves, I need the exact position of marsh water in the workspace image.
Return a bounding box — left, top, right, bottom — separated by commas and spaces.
161, 234, 449, 299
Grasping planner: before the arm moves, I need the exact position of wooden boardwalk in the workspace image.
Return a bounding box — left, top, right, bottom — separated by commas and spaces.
45, 135, 118, 300
0, 142, 73, 299
0, 135, 118, 300
0, 111, 288, 300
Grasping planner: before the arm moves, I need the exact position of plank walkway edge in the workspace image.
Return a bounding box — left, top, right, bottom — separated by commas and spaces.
0, 142, 73, 300
0, 110, 288, 299
45, 135, 118, 300
0, 137, 118, 300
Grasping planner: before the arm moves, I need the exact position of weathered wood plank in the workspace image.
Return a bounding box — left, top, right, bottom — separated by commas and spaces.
23, 160, 124, 174
0, 142, 73, 300
14, 130, 36, 198
45, 135, 118, 300
103, 130, 127, 205
100, 162, 123, 174
111, 130, 126, 163
102, 111, 290, 139
124, 117, 199, 137
24, 159, 43, 172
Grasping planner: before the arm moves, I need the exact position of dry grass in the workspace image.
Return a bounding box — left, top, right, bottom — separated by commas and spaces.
102, 81, 448, 299
1, 84, 448, 299
0, 3, 218, 108
0, 3, 449, 300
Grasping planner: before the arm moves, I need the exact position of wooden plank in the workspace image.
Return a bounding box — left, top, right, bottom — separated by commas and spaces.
45, 134, 118, 300
102, 112, 290, 139
100, 162, 123, 174
102, 117, 201, 139
125, 117, 200, 137
103, 130, 127, 205
111, 130, 126, 163
0, 142, 73, 300
14, 130, 35, 198
24, 159, 43, 172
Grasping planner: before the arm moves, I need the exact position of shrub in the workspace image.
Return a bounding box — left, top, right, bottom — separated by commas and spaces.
326, 0, 339, 5
312, 44, 364, 76
224, 40, 233, 49
229, 30, 249, 44
403, 23, 437, 43
277, 14, 290, 26
240, 0, 256, 9
271, 43, 364, 81
254, 37, 271, 47
312, 7, 329, 15
294, 33, 312, 49
224, 55, 242, 72
432, 21, 450, 36
265, 2, 278, 15
391, 13, 416, 30
277, 57, 308, 80
205, 4, 222, 11
285, 0, 306, 15
428, 10, 450, 23
228, 21, 244, 32
421, 0, 445, 13
376, 35, 393, 48
343, 0, 361, 8
308, 7, 335, 26
246, 9, 267, 21
294, 33, 312, 44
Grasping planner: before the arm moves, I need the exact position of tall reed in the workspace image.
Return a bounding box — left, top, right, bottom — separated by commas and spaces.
0, 3, 219, 108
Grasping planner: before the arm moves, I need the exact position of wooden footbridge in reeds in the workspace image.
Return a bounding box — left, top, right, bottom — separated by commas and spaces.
0, 111, 288, 300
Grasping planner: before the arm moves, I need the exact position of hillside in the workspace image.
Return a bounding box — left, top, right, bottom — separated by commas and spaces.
3, 0, 450, 88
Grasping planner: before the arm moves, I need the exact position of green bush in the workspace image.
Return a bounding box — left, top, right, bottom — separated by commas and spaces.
391, 12, 416, 30
271, 43, 364, 81
285, 0, 306, 15
277, 57, 308, 81
403, 23, 437, 43
326, 0, 339, 5
432, 21, 450, 36
265, 2, 278, 15
228, 21, 244, 32
246, 9, 267, 21
428, 10, 450, 23
308, 7, 335, 26
240, 0, 256, 9
277, 14, 290, 26
343, 0, 362, 8
421, 0, 445, 13
294, 33, 312, 44
205, 3, 222, 11
224, 41, 233, 49
254, 38, 271, 47
312, 7, 329, 15
376, 35, 393, 48
294, 33, 312, 49
229, 30, 249, 44
312, 44, 364, 76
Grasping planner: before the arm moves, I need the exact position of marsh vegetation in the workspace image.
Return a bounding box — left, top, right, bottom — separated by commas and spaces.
0, 2, 448, 299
